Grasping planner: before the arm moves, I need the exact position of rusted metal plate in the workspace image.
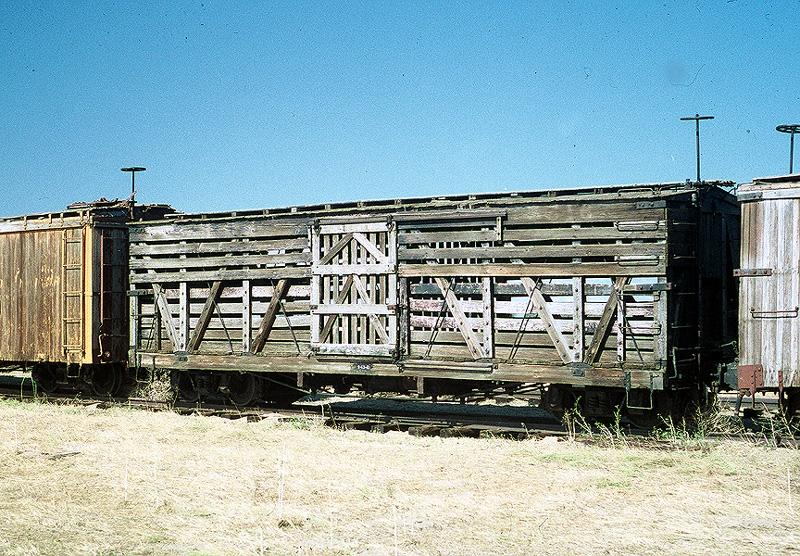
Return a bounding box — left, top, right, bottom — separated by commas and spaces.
738, 364, 764, 396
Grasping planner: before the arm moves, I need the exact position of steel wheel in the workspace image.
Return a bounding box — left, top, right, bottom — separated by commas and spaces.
228, 373, 259, 406
91, 365, 120, 397
31, 365, 59, 395
172, 371, 201, 403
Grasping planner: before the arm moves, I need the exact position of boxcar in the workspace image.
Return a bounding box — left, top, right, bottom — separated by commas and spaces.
737, 174, 800, 412
128, 181, 739, 416
0, 200, 171, 394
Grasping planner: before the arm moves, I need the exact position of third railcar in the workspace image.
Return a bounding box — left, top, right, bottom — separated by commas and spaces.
127, 181, 739, 416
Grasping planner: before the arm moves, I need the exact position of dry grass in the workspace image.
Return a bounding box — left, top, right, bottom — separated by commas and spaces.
0, 399, 798, 555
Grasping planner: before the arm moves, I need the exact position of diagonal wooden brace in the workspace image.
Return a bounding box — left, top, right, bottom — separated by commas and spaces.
520, 277, 573, 364
584, 276, 630, 365
187, 281, 223, 352
251, 279, 291, 354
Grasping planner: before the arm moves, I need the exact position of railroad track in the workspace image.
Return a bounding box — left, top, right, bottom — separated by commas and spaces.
0, 375, 795, 444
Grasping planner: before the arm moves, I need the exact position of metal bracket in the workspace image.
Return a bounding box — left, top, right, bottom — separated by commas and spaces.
624, 372, 655, 411
737, 364, 763, 396
569, 362, 591, 378
733, 268, 773, 277
750, 307, 799, 319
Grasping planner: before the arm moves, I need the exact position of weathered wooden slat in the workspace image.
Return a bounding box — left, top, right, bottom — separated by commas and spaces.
409, 314, 659, 337
352, 232, 388, 263
187, 281, 223, 352
409, 298, 654, 318
130, 267, 312, 284
318, 275, 354, 342
314, 263, 394, 276
584, 277, 630, 364
398, 243, 664, 261
251, 279, 290, 354
129, 221, 307, 242
409, 281, 664, 297
505, 204, 665, 225
482, 278, 494, 358
152, 284, 181, 351
409, 329, 657, 349
352, 275, 390, 344
502, 225, 665, 242
399, 262, 664, 278
317, 233, 354, 266
313, 303, 393, 315
433, 277, 486, 359
129, 237, 308, 256
312, 343, 394, 356
318, 221, 389, 234
129, 252, 310, 270
399, 230, 498, 245
573, 277, 584, 360
520, 278, 573, 363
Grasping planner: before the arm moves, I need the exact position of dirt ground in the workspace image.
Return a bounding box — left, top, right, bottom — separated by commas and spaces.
0, 400, 797, 555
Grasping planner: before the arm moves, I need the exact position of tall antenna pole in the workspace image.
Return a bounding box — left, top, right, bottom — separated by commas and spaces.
120, 166, 146, 201
776, 124, 800, 174
680, 114, 714, 182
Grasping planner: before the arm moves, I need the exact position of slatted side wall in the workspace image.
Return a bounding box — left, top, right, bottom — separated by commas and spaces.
398, 201, 668, 368
129, 219, 314, 357
128, 191, 704, 376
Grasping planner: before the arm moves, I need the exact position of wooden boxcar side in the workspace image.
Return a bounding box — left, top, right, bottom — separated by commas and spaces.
737, 175, 800, 394
0, 206, 129, 367
128, 182, 738, 403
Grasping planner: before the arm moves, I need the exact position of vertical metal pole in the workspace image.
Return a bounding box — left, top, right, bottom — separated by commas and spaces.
681, 114, 714, 183
776, 125, 799, 174
695, 118, 701, 183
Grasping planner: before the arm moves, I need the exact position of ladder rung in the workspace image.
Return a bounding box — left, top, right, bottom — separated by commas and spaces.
62, 318, 82, 324
63, 292, 82, 297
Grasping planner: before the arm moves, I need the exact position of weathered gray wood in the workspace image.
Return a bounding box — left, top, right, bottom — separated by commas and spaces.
313, 343, 394, 356
410, 281, 664, 297
130, 266, 311, 284
178, 282, 189, 352
314, 263, 394, 276
152, 284, 180, 351
242, 280, 252, 352
482, 278, 494, 358
520, 277, 573, 364
352, 232, 388, 263
573, 277, 584, 360
399, 230, 498, 245
317, 232, 353, 266
129, 221, 307, 242
314, 303, 393, 315
251, 279, 290, 353
433, 277, 485, 359
399, 261, 664, 278
352, 275, 390, 344
502, 226, 665, 242
398, 277, 409, 356
129, 252, 310, 270
318, 221, 388, 234
129, 237, 308, 256
318, 275, 354, 342
187, 281, 223, 352
398, 243, 664, 261
584, 277, 630, 364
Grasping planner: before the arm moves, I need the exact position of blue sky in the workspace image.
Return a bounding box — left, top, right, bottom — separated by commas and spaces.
1, 1, 798, 215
